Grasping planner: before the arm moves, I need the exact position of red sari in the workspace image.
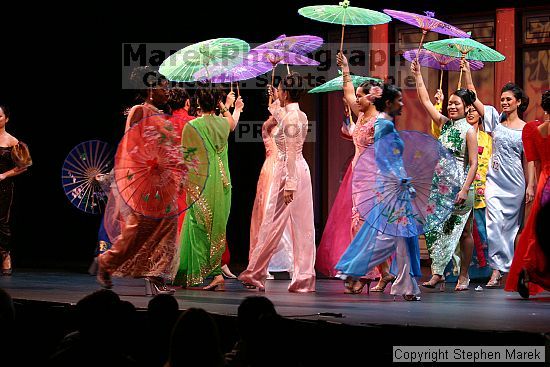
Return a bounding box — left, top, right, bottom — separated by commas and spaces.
505, 121, 550, 295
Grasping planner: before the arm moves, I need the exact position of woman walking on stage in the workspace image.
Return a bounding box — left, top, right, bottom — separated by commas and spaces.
249, 114, 295, 280
317, 54, 394, 293
467, 78, 535, 287
99, 69, 179, 295
239, 72, 316, 293
0, 104, 31, 276
174, 87, 237, 291
506, 89, 550, 297
335, 83, 422, 301
411, 59, 478, 291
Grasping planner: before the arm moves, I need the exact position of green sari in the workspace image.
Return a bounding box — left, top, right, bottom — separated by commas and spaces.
174, 115, 231, 287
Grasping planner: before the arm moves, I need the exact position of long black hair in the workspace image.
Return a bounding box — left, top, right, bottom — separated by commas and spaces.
452, 88, 477, 108
541, 89, 550, 114
0, 104, 10, 119
129, 66, 167, 103
194, 87, 216, 113
501, 82, 529, 113
373, 84, 402, 113
280, 72, 305, 103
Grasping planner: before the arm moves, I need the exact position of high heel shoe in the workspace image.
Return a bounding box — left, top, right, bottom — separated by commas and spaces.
145, 277, 175, 296
517, 268, 530, 299
403, 294, 421, 301
96, 268, 112, 289
203, 276, 225, 291
221, 264, 237, 279
352, 278, 372, 294
343, 276, 356, 294
370, 274, 396, 292
485, 270, 503, 288
421, 275, 445, 291
455, 277, 470, 291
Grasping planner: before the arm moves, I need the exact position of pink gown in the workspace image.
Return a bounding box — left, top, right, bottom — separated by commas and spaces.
249, 117, 294, 273
316, 115, 380, 278
239, 101, 315, 292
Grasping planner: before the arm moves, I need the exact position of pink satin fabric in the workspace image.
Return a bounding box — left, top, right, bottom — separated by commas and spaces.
239, 101, 315, 292
315, 162, 353, 277
249, 117, 294, 272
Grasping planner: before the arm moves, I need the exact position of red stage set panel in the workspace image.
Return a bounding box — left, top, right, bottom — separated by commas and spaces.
495, 8, 516, 100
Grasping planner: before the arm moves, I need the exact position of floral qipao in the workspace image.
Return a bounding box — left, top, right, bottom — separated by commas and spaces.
425, 118, 474, 276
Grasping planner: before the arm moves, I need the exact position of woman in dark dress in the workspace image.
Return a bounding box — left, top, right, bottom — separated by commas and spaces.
0, 104, 31, 275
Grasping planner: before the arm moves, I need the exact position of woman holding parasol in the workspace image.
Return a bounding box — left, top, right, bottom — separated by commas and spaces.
173, 86, 237, 291
239, 72, 316, 293
411, 59, 478, 292
463, 62, 535, 288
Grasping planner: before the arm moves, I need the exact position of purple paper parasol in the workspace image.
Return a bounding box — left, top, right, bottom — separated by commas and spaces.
383, 10, 470, 38
194, 56, 273, 84
256, 34, 324, 56
403, 49, 483, 71
248, 48, 320, 67
249, 48, 320, 103
384, 9, 470, 64
403, 49, 484, 90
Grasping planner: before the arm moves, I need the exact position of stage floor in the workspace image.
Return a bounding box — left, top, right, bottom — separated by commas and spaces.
1, 270, 549, 334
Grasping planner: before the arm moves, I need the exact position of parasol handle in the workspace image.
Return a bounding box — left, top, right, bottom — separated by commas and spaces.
457, 54, 466, 89
269, 66, 276, 105
339, 11, 347, 55
236, 82, 243, 113
415, 30, 427, 62
230, 82, 234, 107
439, 69, 444, 91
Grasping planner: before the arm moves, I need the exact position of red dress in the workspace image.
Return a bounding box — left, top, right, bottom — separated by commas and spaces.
505, 121, 550, 295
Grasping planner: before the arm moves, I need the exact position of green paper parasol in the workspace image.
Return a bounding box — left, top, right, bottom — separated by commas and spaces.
298, 1, 391, 53
159, 38, 250, 82
423, 36, 505, 89
309, 71, 382, 93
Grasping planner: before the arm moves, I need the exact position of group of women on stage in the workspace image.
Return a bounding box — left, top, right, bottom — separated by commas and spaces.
89, 50, 549, 299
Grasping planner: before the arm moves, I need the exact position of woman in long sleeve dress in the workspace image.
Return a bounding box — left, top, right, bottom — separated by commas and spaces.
335, 83, 422, 301
249, 115, 295, 279
239, 72, 316, 292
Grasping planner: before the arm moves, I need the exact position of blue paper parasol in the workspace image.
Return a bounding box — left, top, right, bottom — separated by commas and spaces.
61, 140, 114, 214
352, 130, 462, 237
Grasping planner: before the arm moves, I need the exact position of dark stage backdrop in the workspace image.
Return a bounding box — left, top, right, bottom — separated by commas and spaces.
2, 1, 545, 270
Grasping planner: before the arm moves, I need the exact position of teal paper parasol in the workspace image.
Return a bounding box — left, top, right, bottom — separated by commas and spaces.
423, 37, 505, 88
159, 38, 249, 82
298, 1, 391, 53
309, 71, 382, 93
